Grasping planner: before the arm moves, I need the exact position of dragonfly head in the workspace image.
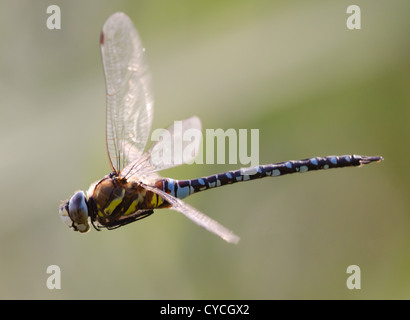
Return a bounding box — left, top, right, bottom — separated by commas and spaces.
59, 190, 90, 233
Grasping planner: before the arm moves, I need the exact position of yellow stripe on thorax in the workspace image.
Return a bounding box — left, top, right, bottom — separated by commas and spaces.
123, 198, 140, 216
103, 189, 125, 215
150, 192, 164, 208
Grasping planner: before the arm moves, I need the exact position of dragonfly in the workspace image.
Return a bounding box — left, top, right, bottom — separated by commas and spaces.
59, 12, 383, 244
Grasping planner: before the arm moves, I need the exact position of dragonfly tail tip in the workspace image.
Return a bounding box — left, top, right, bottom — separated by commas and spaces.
359, 155, 384, 165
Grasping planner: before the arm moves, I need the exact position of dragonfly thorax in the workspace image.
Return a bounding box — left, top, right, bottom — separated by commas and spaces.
91, 175, 165, 222
59, 190, 90, 233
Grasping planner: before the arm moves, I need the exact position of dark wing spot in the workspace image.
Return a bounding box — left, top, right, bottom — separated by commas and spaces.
100, 31, 104, 45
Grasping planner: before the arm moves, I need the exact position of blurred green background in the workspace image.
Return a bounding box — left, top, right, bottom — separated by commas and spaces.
0, 0, 408, 299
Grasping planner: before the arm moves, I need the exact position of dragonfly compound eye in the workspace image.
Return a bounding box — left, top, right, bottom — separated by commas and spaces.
59, 191, 90, 233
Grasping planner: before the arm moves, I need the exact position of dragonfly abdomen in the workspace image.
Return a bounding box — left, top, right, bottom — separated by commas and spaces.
159, 155, 383, 199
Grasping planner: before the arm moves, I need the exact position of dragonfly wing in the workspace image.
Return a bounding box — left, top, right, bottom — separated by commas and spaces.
101, 12, 153, 173
148, 116, 202, 171
143, 184, 240, 244
121, 116, 202, 179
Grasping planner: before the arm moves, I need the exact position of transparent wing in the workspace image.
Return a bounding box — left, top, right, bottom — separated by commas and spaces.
121, 116, 202, 179
101, 12, 153, 173
143, 184, 240, 244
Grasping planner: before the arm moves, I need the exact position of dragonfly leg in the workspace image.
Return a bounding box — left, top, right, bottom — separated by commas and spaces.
98, 209, 154, 230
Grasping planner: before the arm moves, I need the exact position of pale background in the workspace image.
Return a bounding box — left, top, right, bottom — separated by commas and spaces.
0, 0, 408, 299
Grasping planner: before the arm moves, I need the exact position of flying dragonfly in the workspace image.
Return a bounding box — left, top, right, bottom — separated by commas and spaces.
59, 12, 383, 244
